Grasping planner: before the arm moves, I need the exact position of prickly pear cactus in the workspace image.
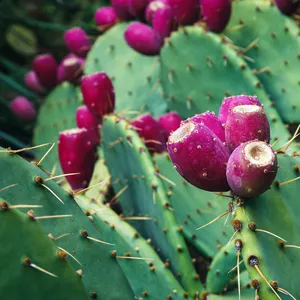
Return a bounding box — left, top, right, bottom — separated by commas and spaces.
85, 23, 167, 117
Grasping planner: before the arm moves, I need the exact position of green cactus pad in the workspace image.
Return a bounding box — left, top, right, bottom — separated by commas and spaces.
232, 154, 300, 299
0, 148, 135, 299
102, 115, 204, 296
85, 23, 167, 118
153, 152, 232, 258
159, 26, 292, 147
206, 242, 245, 294
210, 289, 254, 300
0, 203, 88, 300
226, 0, 300, 124
33, 83, 82, 172
76, 196, 188, 300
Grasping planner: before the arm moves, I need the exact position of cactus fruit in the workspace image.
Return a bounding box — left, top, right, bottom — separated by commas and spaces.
218, 95, 262, 125
131, 113, 167, 153
24, 71, 45, 94
57, 55, 84, 84
94, 7, 118, 28
151, 3, 173, 39
201, 0, 232, 33
124, 22, 162, 55
58, 128, 97, 190
81, 72, 115, 118
167, 121, 230, 192
128, 0, 148, 18
145, 0, 170, 24
64, 27, 91, 57
33, 54, 57, 89
167, 0, 198, 25
225, 105, 270, 152
10, 96, 36, 122
111, 0, 133, 19
185, 112, 225, 143
226, 141, 278, 198
275, 0, 299, 15
76, 106, 101, 145
158, 111, 182, 137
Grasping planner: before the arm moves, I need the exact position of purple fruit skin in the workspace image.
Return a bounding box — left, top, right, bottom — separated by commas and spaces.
226, 141, 278, 198
201, 0, 232, 33
76, 105, 101, 145
158, 112, 182, 137
81, 72, 115, 119
152, 4, 173, 39
132, 113, 167, 153
10, 96, 36, 122
33, 54, 57, 89
225, 105, 270, 152
94, 7, 118, 28
218, 95, 262, 125
145, 0, 170, 24
57, 55, 84, 84
275, 0, 299, 15
168, 0, 198, 25
58, 128, 97, 190
167, 122, 230, 192
111, 0, 133, 19
185, 111, 225, 143
124, 22, 162, 55
64, 27, 91, 57
129, 0, 148, 18
24, 71, 45, 94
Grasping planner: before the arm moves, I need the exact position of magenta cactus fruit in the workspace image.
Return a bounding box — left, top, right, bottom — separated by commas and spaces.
152, 3, 173, 39
218, 95, 262, 125
131, 113, 167, 153
9, 96, 36, 122
111, 0, 132, 19
57, 56, 84, 84
81, 72, 115, 119
94, 7, 118, 29
129, 0, 148, 18
64, 27, 91, 57
201, 0, 232, 33
225, 105, 270, 152
186, 111, 225, 143
158, 112, 182, 137
58, 128, 97, 190
24, 71, 45, 94
226, 141, 278, 198
167, 0, 198, 25
33, 54, 57, 89
167, 122, 230, 192
275, 0, 300, 15
76, 105, 101, 145
124, 22, 162, 55
145, 0, 170, 24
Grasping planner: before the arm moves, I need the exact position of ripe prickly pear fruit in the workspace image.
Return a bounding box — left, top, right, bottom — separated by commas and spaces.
131, 113, 167, 153
275, 0, 299, 15
64, 27, 91, 57
167, 121, 230, 192
81, 72, 115, 119
129, 0, 148, 18
111, 0, 133, 19
152, 3, 173, 39
225, 105, 270, 152
185, 111, 225, 143
218, 95, 262, 125
10, 96, 36, 122
76, 106, 101, 145
145, 0, 170, 24
158, 112, 182, 137
24, 71, 45, 94
124, 22, 162, 55
201, 0, 232, 33
57, 55, 84, 84
226, 141, 278, 198
33, 54, 57, 89
58, 128, 97, 190
168, 0, 198, 25
94, 7, 118, 29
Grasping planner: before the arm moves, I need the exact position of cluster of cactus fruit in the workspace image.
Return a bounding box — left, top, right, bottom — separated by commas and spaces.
3, 0, 300, 299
